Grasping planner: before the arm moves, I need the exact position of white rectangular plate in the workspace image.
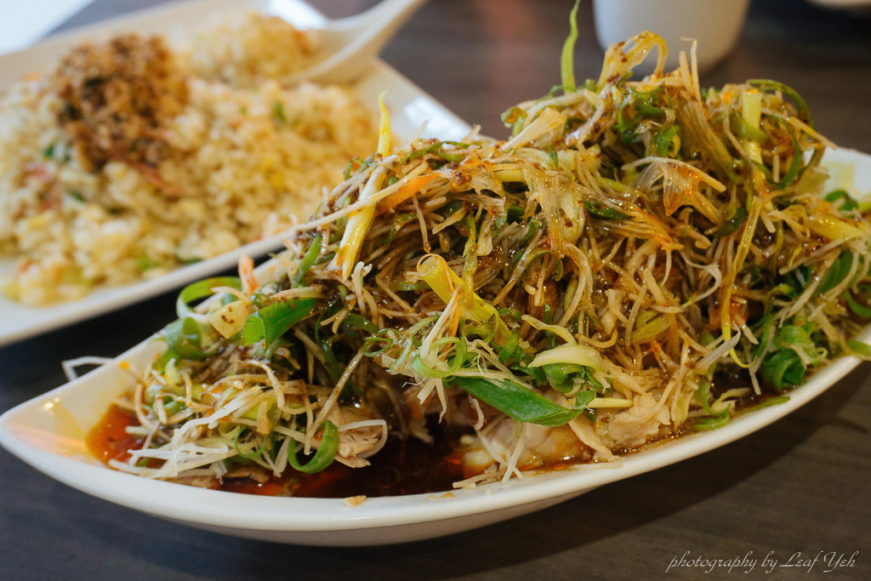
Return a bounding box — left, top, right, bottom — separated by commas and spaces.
1, 140, 869, 544
0, 0, 470, 346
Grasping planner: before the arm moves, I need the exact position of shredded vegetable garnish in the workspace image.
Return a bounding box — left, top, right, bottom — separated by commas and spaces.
98, 25, 871, 495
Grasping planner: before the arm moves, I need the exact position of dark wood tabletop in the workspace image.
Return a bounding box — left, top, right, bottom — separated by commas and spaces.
1, 0, 870, 579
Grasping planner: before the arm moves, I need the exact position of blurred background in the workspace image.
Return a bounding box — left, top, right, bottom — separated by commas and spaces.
4, 0, 869, 148
0, 1, 868, 143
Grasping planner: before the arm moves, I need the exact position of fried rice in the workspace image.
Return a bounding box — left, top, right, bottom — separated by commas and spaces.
0, 12, 377, 306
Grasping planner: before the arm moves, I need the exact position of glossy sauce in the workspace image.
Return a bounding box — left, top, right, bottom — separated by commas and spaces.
220, 476, 286, 496
86, 404, 144, 464
292, 426, 466, 498
87, 406, 467, 498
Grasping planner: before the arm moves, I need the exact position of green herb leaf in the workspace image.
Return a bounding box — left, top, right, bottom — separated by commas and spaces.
449, 376, 582, 427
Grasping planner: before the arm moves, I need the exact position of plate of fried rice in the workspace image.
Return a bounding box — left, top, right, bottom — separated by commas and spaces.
0, 0, 469, 345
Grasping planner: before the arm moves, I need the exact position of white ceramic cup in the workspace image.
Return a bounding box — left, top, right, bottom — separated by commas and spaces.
592, 0, 751, 74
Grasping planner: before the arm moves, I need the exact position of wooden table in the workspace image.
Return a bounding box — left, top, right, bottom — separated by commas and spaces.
2, 1, 869, 579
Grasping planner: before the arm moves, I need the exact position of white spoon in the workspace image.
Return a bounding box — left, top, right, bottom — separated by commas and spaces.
292, 0, 429, 84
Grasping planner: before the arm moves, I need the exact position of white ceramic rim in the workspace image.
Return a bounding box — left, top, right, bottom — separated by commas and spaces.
0, 327, 866, 533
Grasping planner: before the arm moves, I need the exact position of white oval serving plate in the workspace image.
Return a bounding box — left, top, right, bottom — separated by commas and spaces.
1, 147, 869, 546
0, 0, 470, 347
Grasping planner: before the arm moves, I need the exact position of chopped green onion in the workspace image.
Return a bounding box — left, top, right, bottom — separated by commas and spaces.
400, 141, 468, 164
714, 206, 747, 237
501, 106, 526, 128
817, 250, 852, 295
343, 157, 364, 180
742, 395, 790, 413
293, 234, 322, 286
363, 329, 396, 357
136, 256, 157, 272
630, 313, 672, 344
175, 277, 241, 320
760, 349, 805, 391
288, 421, 338, 474
754, 127, 802, 189
449, 376, 582, 427
655, 125, 681, 157
547, 150, 559, 168
393, 281, 429, 292
585, 200, 629, 220
730, 112, 768, 142
498, 306, 522, 322
498, 329, 521, 363
560, 0, 581, 92
846, 340, 871, 357
342, 312, 378, 335
241, 297, 316, 346
274, 101, 286, 122
152, 347, 179, 373
528, 343, 604, 372
695, 414, 731, 431
163, 316, 211, 360
506, 205, 525, 222
748, 79, 815, 129
825, 189, 859, 212
412, 337, 466, 378
844, 292, 871, 319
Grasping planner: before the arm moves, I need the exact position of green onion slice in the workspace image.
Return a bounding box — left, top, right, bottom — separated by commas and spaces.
234, 428, 271, 460
449, 376, 582, 427
176, 277, 242, 320
560, 0, 581, 92
288, 421, 339, 474
817, 250, 852, 295
748, 79, 815, 129
585, 200, 629, 220
241, 297, 316, 346
844, 292, 871, 319
715, 206, 748, 238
